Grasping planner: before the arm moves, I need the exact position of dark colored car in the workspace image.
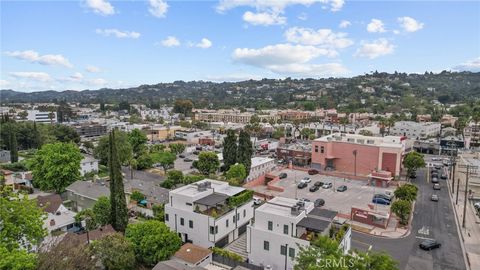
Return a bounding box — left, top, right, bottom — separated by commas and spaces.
431, 171, 439, 178
309, 185, 319, 192
419, 239, 441, 250
308, 169, 319, 175
337, 185, 347, 192
297, 182, 307, 189
372, 197, 391, 205
434, 165, 442, 170
179, 154, 186, 158
279, 173, 288, 179
441, 173, 447, 179
192, 150, 200, 155
184, 158, 193, 162
314, 199, 325, 207
373, 194, 392, 201
314, 181, 324, 187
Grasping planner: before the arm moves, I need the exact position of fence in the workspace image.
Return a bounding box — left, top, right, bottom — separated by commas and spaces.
212, 253, 264, 270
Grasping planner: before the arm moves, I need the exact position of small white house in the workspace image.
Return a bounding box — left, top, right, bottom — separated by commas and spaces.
37, 194, 77, 235
80, 155, 99, 176
246, 157, 275, 182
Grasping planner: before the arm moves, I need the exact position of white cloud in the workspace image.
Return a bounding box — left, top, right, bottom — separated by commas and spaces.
298, 12, 308, 21
86, 65, 101, 73
243, 11, 286, 26
0, 80, 10, 88
85, 0, 115, 16
5, 50, 73, 68
217, 0, 345, 13
339, 20, 351, 28
398, 16, 424, 32
194, 38, 212, 49
355, 39, 394, 59
87, 78, 108, 86
10, 72, 52, 82
70, 72, 84, 81
96, 29, 141, 39
267, 63, 348, 77
367, 19, 386, 33
453, 57, 480, 72
148, 0, 168, 18
206, 73, 263, 82
160, 36, 181, 47
284, 27, 353, 49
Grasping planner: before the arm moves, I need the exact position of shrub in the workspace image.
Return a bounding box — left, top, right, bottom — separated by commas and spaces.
211, 247, 243, 262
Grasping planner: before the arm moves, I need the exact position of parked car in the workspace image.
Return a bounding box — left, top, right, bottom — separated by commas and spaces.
432, 157, 441, 161
309, 185, 319, 192
314, 198, 325, 207
372, 197, 391, 205
431, 194, 439, 202
308, 169, 319, 175
297, 182, 308, 189
373, 194, 392, 201
441, 173, 447, 179
179, 154, 186, 158
314, 181, 324, 187
431, 171, 439, 177
279, 173, 288, 179
192, 150, 200, 155
337, 185, 347, 192
431, 177, 439, 183
184, 158, 193, 162
384, 190, 395, 199
322, 182, 332, 189
301, 177, 312, 183
433, 184, 441, 190
419, 239, 441, 250
434, 165, 442, 170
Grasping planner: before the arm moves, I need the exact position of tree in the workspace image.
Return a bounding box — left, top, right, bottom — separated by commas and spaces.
195, 151, 220, 175
403, 152, 426, 179
75, 208, 98, 230
93, 196, 111, 226
9, 130, 18, 163
173, 99, 194, 116
152, 204, 165, 222
131, 190, 145, 202
136, 154, 154, 170
90, 233, 136, 270
226, 163, 247, 186
52, 124, 80, 144
30, 142, 82, 193
0, 187, 47, 252
108, 130, 128, 232
237, 130, 253, 175
95, 130, 133, 166
125, 220, 182, 266
155, 151, 176, 172
0, 246, 37, 270
128, 129, 147, 157
37, 235, 96, 270
394, 183, 418, 201
166, 169, 184, 187
358, 129, 373, 136
223, 129, 237, 170
391, 199, 412, 225
169, 143, 186, 156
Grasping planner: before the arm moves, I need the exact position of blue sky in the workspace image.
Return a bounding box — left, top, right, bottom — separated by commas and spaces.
1, 0, 479, 92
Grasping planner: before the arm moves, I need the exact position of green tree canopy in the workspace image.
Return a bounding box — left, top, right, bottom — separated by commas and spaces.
153, 151, 176, 172
403, 152, 426, 178
226, 163, 247, 186
130, 190, 146, 202
94, 130, 133, 166
125, 220, 182, 266
237, 130, 253, 174
195, 151, 220, 175
31, 142, 82, 193
169, 143, 186, 156
90, 233, 136, 270
93, 196, 111, 226
173, 99, 194, 116
223, 129, 237, 171
394, 183, 419, 201
108, 131, 128, 232
0, 246, 37, 270
391, 199, 412, 225
127, 129, 148, 157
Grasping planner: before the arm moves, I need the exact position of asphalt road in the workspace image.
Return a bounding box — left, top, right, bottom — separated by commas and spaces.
351, 167, 466, 270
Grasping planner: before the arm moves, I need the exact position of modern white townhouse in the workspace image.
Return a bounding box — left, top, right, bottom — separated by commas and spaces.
390, 121, 441, 139
247, 197, 351, 270
164, 180, 254, 248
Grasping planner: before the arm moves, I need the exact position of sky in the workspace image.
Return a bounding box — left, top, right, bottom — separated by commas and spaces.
1, 0, 479, 92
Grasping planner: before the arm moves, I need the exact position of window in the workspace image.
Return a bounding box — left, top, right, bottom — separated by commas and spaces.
180, 218, 184, 226
268, 221, 273, 231
189, 220, 193, 228
165, 214, 169, 221
226, 219, 229, 228
289, 248, 295, 258
210, 226, 218, 234
264, 241, 270, 251
233, 216, 236, 223
280, 245, 287, 255
283, 225, 289, 235
237, 213, 240, 221
186, 202, 192, 206
314, 145, 318, 153
320, 146, 324, 153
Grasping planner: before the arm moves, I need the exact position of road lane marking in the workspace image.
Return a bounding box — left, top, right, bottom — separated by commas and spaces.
415, 236, 435, 241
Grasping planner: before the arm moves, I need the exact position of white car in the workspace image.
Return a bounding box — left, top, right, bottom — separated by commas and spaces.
301, 177, 311, 183
253, 198, 263, 205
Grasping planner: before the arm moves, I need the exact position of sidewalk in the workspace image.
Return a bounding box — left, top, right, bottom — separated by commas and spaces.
350, 217, 409, 239
448, 161, 480, 270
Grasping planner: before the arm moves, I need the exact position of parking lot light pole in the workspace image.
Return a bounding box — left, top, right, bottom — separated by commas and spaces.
353, 150, 357, 177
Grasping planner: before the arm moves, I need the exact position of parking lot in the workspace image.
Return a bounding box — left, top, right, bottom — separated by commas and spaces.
174, 153, 197, 174
267, 169, 394, 215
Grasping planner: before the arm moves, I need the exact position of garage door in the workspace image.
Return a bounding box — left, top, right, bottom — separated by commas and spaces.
215, 235, 229, 248
238, 223, 247, 235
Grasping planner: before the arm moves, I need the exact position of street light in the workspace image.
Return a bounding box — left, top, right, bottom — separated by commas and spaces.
352, 150, 358, 176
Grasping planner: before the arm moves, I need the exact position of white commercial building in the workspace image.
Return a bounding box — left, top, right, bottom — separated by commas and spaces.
174, 130, 213, 144
390, 121, 441, 139
246, 157, 275, 182
164, 180, 254, 248
247, 197, 351, 270
26, 110, 57, 123
80, 155, 99, 176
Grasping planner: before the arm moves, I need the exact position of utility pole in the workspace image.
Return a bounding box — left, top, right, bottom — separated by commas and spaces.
447, 140, 458, 194
353, 150, 357, 177
458, 163, 478, 229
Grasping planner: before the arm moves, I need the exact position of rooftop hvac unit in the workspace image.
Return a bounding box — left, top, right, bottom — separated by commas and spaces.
291, 205, 301, 215
296, 201, 305, 208
204, 181, 211, 189
197, 183, 206, 191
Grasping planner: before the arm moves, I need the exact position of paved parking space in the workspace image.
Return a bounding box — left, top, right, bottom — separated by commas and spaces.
174, 153, 198, 173
270, 169, 393, 215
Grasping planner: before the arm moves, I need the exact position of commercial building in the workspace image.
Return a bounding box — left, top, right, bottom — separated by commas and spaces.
311, 133, 406, 178
73, 123, 107, 138
175, 130, 214, 144
247, 157, 276, 182
26, 110, 57, 123
390, 121, 441, 139
276, 142, 312, 166
164, 180, 254, 248
145, 125, 183, 142
247, 197, 351, 270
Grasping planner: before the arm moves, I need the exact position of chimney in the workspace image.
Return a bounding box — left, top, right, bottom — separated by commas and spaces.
50, 219, 55, 226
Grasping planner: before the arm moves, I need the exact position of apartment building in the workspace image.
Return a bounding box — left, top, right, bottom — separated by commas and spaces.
194, 110, 279, 124
73, 123, 107, 138
311, 133, 405, 178
246, 157, 276, 182
464, 121, 480, 148
247, 197, 351, 270
441, 114, 458, 127
390, 121, 441, 139
164, 180, 254, 248
26, 109, 57, 123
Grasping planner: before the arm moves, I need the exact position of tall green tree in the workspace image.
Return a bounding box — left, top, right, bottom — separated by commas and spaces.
9, 130, 18, 163
173, 99, 194, 116
127, 129, 147, 157
94, 130, 133, 165
237, 130, 253, 175
226, 163, 246, 186
93, 196, 111, 227
108, 130, 128, 232
195, 151, 220, 175
31, 142, 82, 193
154, 151, 176, 172
223, 129, 237, 171
90, 233, 136, 270
391, 199, 412, 225
125, 220, 182, 266
32, 121, 41, 148
403, 151, 426, 179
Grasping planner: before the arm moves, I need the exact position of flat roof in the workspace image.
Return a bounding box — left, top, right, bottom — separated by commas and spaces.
309, 208, 337, 220
194, 193, 229, 206
257, 197, 310, 217
251, 157, 275, 167
297, 217, 331, 233
170, 179, 244, 198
